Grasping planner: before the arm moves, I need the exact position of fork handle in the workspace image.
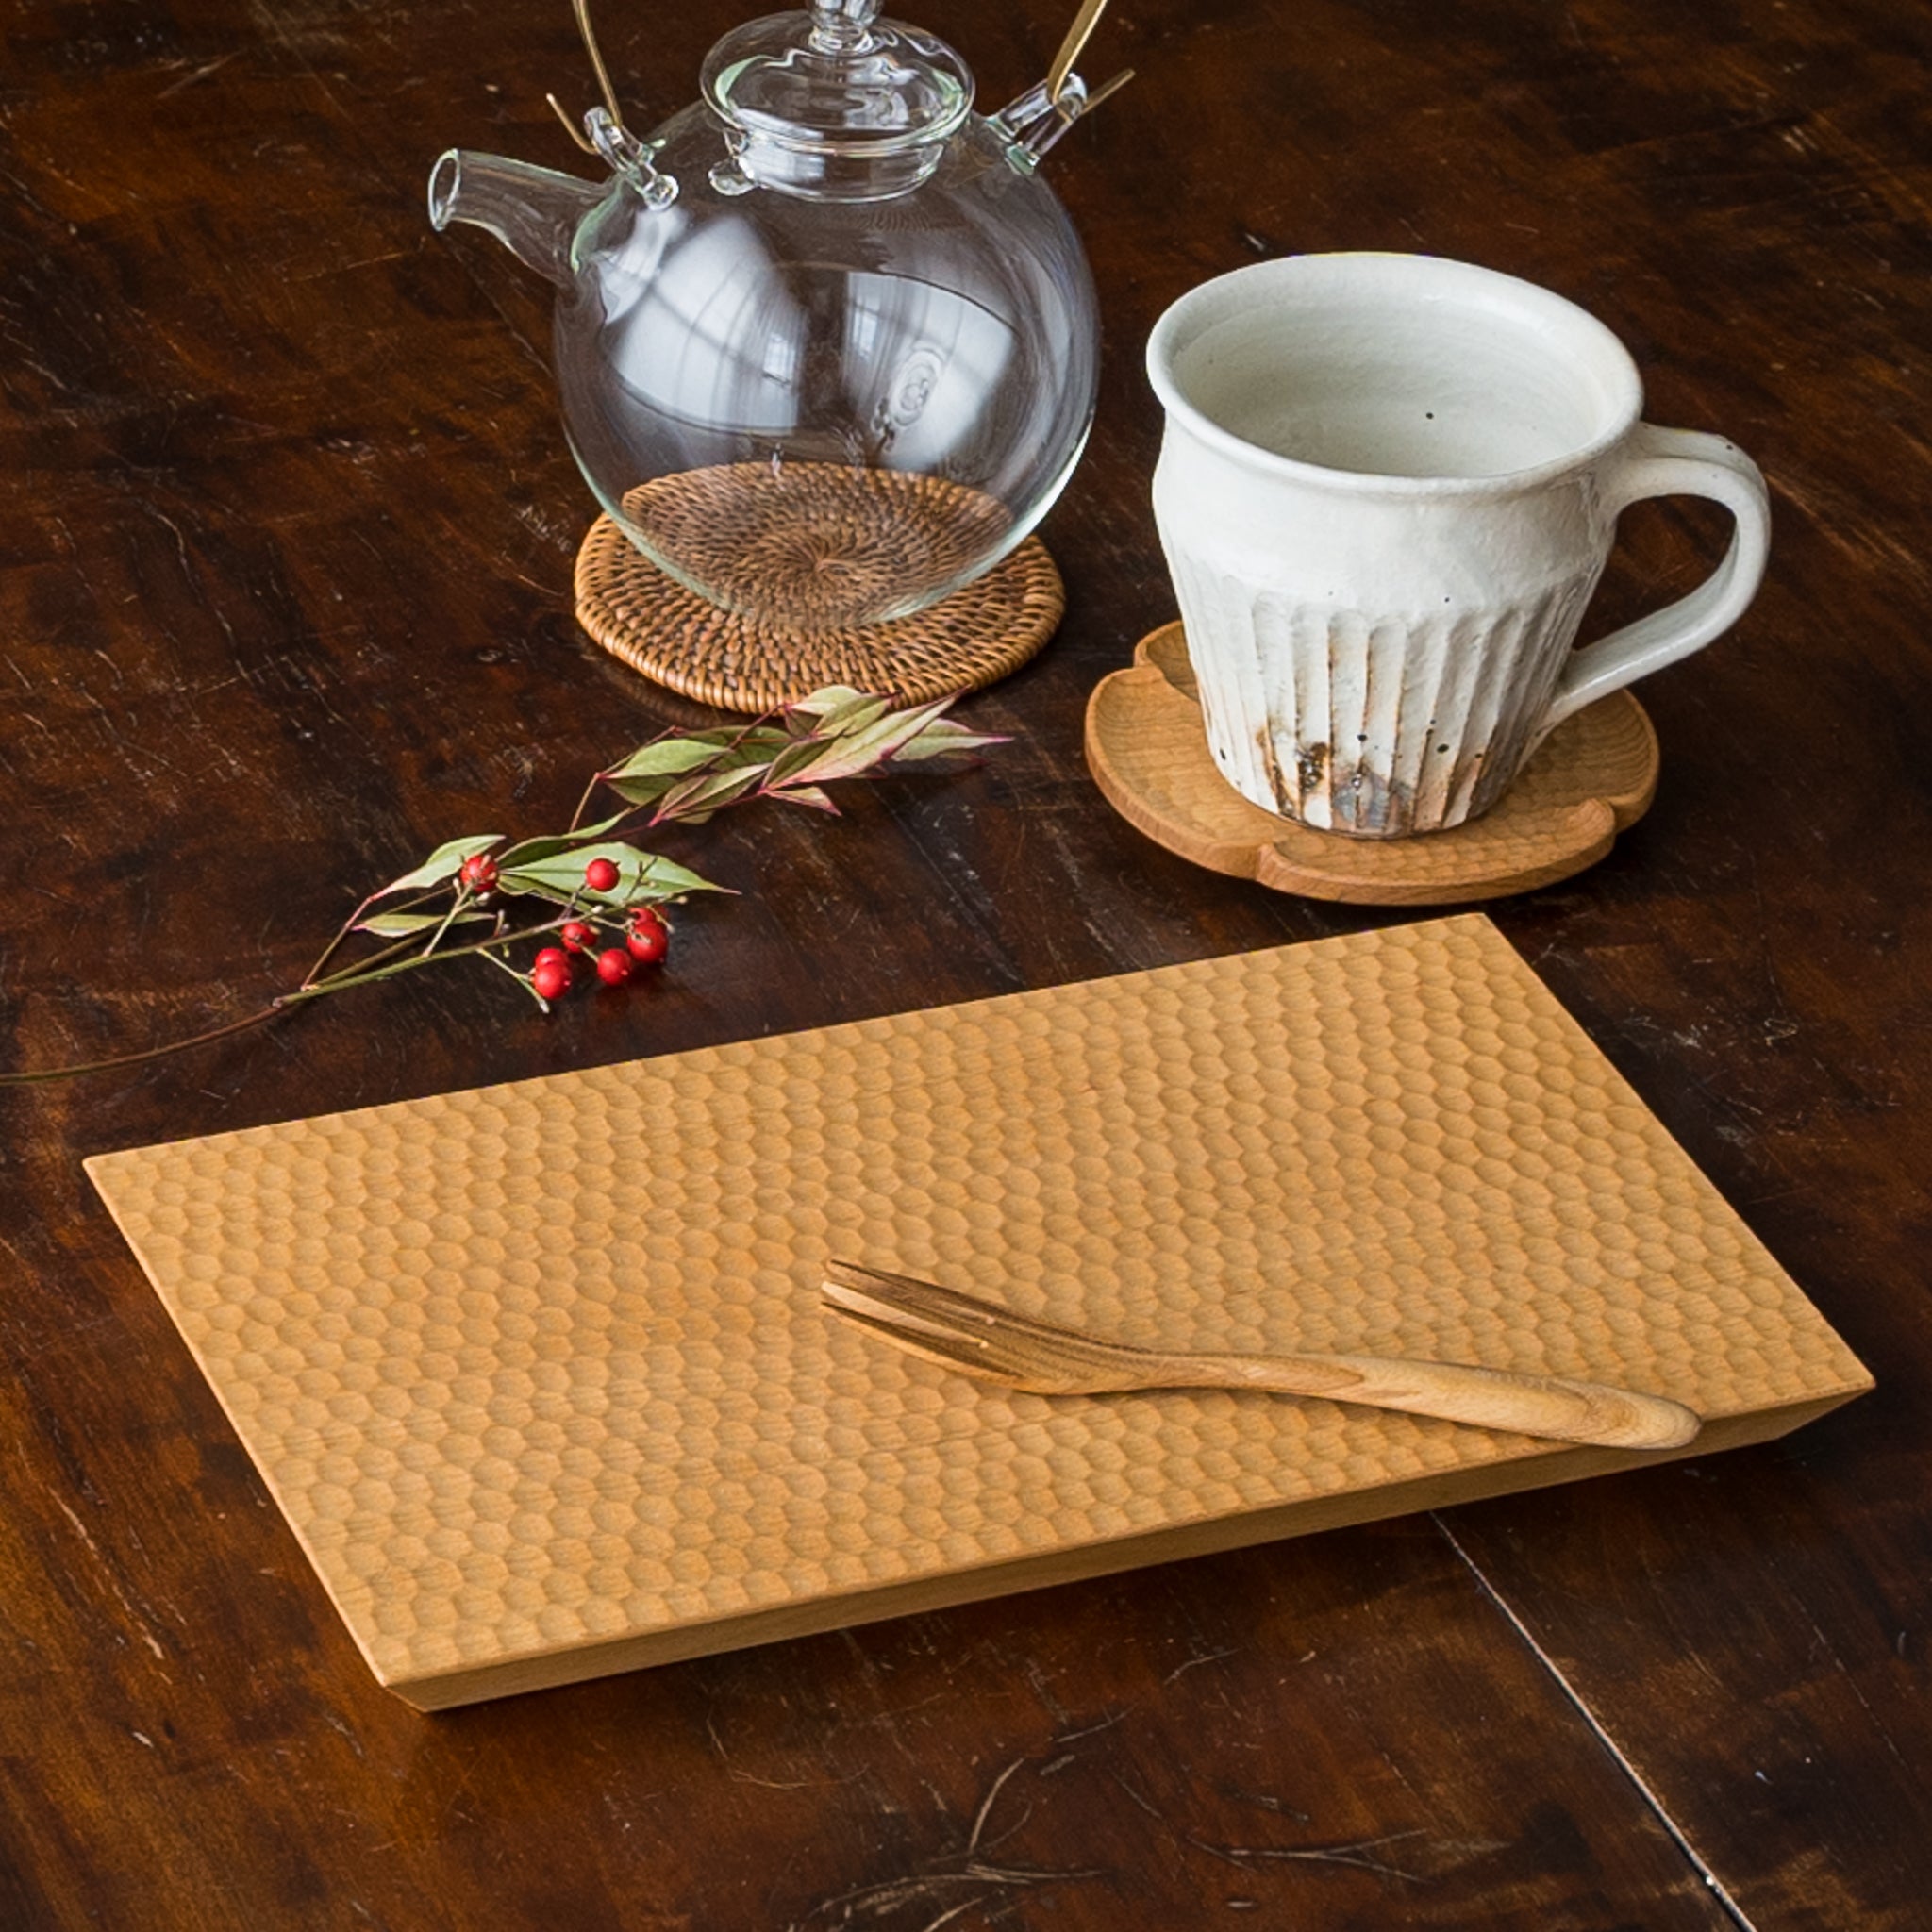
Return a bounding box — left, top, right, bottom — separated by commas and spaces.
1166, 1349, 1700, 1450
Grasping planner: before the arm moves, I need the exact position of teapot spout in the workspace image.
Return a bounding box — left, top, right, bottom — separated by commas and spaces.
428, 150, 606, 289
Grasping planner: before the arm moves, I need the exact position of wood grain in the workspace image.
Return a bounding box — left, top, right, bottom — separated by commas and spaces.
2, 0, 1929, 1923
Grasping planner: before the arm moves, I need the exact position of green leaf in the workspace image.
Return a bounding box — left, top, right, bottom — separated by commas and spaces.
500, 841, 724, 908
603, 739, 719, 782
652, 763, 770, 824
817, 692, 896, 739
761, 735, 835, 789
892, 720, 1009, 761
635, 854, 723, 897
602, 770, 681, 808
601, 726, 787, 805
784, 685, 870, 722
373, 833, 501, 899
781, 696, 957, 786
494, 811, 629, 871
356, 909, 494, 938
768, 784, 839, 814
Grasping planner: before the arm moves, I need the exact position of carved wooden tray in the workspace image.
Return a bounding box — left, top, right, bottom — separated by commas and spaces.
87, 917, 1868, 1708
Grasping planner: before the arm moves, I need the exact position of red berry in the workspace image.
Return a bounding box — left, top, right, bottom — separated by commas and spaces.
559, 920, 595, 954
625, 913, 668, 965
533, 946, 570, 973
595, 947, 634, 987
584, 857, 620, 892
459, 854, 499, 892
531, 958, 572, 1001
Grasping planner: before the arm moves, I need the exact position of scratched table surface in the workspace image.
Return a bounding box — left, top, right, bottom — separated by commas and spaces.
3, 0, 1928, 1924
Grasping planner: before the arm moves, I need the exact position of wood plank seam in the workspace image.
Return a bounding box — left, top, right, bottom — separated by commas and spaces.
1434, 1514, 1762, 1932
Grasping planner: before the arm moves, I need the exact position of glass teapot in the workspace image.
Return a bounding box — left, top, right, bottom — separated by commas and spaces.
429, 0, 1126, 633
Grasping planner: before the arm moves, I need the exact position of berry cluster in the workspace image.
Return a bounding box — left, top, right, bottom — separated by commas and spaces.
529, 902, 670, 1002
461, 854, 672, 1007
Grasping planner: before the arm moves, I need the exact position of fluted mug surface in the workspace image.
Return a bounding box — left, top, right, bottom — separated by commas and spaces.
1147, 255, 1771, 838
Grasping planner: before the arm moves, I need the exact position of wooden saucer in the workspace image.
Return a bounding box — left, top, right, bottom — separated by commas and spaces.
575, 465, 1064, 713
1085, 623, 1660, 907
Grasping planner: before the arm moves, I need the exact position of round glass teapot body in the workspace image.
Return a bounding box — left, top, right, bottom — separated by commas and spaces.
563, 108, 1097, 631
432, 4, 1108, 635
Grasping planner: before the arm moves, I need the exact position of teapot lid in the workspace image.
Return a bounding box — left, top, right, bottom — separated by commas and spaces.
701, 1, 972, 194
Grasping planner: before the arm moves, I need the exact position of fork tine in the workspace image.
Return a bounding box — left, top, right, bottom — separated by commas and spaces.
823, 1260, 1146, 1357
819, 1299, 1048, 1389
821, 1262, 1147, 1391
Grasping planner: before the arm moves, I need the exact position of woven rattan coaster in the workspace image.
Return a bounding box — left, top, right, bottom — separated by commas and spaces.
575, 463, 1064, 712
1086, 623, 1661, 907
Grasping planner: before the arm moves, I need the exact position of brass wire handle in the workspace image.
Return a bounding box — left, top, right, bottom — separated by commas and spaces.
1047, 0, 1115, 101
546, 0, 629, 155
544, 0, 1132, 166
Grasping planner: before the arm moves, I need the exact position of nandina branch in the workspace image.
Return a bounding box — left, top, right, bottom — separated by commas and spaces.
0, 685, 1001, 1090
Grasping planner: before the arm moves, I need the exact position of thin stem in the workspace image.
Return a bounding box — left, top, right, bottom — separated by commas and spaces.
476, 946, 545, 1008
417, 886, 474, 958
305, 893, 377, 986
314, 919, 571, 993
477, 946, 530, 984
1, 915, 574, 1090
0, 1001, 299, 1087
303, 884, 443, 987
570, 0, 626, 130
567, 771, 606, 835
305, 925, 433, 991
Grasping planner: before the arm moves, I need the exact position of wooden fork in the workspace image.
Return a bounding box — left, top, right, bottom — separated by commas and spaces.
821, 1261, 1701, 1451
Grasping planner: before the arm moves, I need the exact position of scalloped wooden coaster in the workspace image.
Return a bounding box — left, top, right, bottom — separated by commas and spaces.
575, 464, 1064, 713
1086, 623, 1661, 907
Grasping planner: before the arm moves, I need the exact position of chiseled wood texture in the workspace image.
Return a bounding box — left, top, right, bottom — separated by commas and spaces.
1, 0, 1928, 1924
1088, 623, 1660, 903
84, 920, 1866, 1707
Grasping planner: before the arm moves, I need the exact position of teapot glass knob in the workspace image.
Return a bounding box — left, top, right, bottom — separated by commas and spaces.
808, 0, 880, 53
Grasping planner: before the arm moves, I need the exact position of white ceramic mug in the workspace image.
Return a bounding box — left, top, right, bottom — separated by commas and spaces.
1147, 253, 1771, 838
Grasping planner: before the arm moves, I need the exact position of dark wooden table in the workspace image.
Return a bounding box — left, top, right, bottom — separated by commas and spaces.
5, 0, 1928, 1924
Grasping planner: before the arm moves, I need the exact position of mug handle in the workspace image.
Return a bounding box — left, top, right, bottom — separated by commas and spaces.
1542, 423, 1772, 733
